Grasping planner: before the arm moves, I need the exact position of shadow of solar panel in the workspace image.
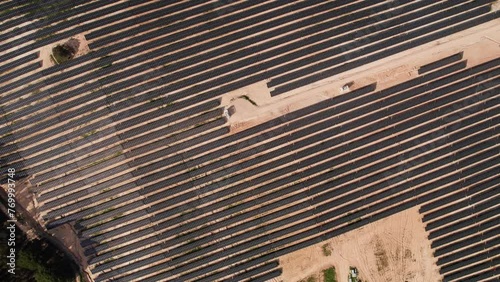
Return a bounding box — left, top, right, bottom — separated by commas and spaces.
434, 226, 499, 258
419, 52, 464, 75
225, 261, 280, 282
272, 4, 496, 96
431, 225, 498, 256
438, 236, 500, 265
245, 269, 283, 282
443, 257, 499, 281
110, 261, 173, 282
0, 52, 39, 75
425, 184, 499, 223
0, 1, 499, 280
458, 268, 500, 282
426, 203, 498, 239
83, 211, 148, 237
440, 247, 498, 274
269, 1, 468, 87
88, 1, 204, 41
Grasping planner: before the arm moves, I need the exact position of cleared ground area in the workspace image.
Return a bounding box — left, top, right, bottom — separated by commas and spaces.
0, 1, 499, 281
279, 206, 440, 282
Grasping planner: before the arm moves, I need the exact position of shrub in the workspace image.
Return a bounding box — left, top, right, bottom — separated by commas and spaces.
51, 38, 80, 64
323, 267, 337, 282
322, 243, 332, 256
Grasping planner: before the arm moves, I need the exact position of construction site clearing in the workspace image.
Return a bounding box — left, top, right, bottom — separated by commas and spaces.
0, 1, 499, 282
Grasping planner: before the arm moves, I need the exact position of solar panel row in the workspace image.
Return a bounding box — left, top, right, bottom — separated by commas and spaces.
418, 52, 464, 75
438, 236, 500, 265
271, 7, 498, 95
30, 106, 222, 195
423, 185, 499, 222
177, 153, 492, 280
0, 1, 484, 145
435, 226, 499, 258
144, 112, 492, 280
43, 65, 500, 239
84, 63, 497, 243
88, 64, 498, 278
1, 1, 499, 281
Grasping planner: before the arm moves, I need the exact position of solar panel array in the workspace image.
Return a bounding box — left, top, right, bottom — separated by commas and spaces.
420, 177, 499, 281
102, 56, 500, 281
0, 1, 499, 281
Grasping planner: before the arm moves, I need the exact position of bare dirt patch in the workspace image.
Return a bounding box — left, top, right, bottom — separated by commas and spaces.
49, 223, 87, 266
278, 206, 440, 282
39, 33, 90, 68
49, 223, 93, 280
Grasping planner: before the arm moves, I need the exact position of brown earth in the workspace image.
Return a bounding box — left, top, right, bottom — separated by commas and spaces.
278, 206, 441, 282
39, 33, 90, 69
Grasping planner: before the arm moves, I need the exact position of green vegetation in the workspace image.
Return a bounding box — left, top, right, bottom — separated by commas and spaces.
52, 38, 79, 64
92, 230, 105, 236
374, 239, 389, 272
103, 207, 116, 214
85, 150, 123, 168
0, 213, 77, 282
347, 217, 362, 225
102, 257, 115, 264
27, 0, 73, 20
35, 25, 56, 42
226, 200, 243, 210
0, 132, 13, 138
0, 8, 12, 16
321, 243, 332, 256
112, 151, 123, 158
188, 165, 200, 172
112, 212, 124, 220
101, 63, 112, 69
194, 123, 205, 128
300, 267, 337, 282
36, 32, 55, 42
186, 245, 202, 254
51, 45, 73, 64
323, 267, 337, 282
299, 276, 317, 282
81, 129, 97, 138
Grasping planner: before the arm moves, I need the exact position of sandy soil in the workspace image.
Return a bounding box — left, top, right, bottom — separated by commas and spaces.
279, 206, 440, 282
39, 33, 90, 69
